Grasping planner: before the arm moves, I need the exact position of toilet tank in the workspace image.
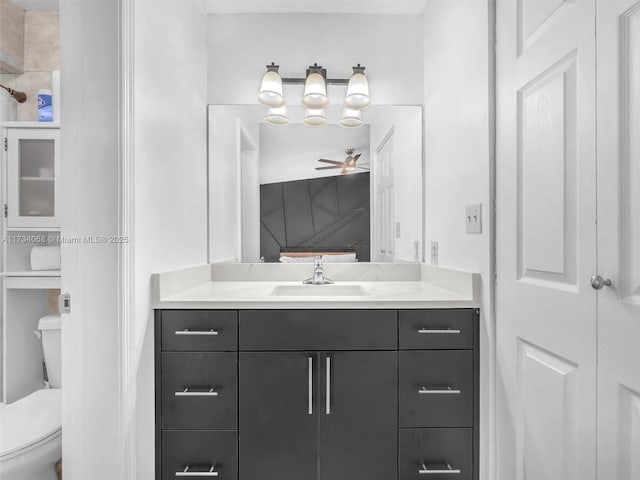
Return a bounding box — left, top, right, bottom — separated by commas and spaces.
38, 314, 61, 388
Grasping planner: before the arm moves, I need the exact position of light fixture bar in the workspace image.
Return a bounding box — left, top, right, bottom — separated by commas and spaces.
281, 78, 350, 85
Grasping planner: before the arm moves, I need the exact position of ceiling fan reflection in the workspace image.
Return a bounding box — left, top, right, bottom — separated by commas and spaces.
315, 148, 370, 175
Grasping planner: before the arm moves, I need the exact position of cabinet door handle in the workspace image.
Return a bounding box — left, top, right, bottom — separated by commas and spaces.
308, 356, 313, 415
174, 329, 218, 336
326, 356, 331, 415
419, 462, 460, 475
175, 387, 218, 397
417, 328, 461, 334
418, 386, 461, 395
175, 466, 218, 477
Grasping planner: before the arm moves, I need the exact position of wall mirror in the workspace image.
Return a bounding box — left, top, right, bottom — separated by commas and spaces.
208, 104, 423, 263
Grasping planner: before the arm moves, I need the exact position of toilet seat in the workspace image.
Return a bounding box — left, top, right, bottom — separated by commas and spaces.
0, 389, 61, 461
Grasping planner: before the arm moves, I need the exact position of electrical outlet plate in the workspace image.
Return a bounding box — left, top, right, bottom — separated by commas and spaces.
466, 204, 482, 234
430, 241, 438, 265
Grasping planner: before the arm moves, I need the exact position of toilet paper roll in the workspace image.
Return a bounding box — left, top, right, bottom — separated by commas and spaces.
30, 245, 61, 271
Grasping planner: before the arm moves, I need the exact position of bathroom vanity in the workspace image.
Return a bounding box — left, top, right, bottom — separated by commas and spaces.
153, 263, 480, 480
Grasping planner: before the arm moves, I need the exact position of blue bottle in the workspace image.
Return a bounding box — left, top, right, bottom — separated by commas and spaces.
38, 89, 53, 122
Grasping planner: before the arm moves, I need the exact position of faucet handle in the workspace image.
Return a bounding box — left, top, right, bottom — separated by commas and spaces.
313, 256, 323, 267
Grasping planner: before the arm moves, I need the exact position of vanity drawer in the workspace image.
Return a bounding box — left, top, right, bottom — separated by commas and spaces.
162, 310, 237, 351
399, 350, 473, 427
161, 352, 237, 429
239, 310, 397, 350
162, 430, 238, 480
399, 309, 474, 350
399, 428, 472, 480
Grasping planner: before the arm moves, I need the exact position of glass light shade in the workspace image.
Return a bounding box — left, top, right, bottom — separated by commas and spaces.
338, 107, 363, 128
302, 72, 329, 108
303, 108, 327, 127
344, 72, 370, 110
257, 70, 285, 107
265, 106, 289, 126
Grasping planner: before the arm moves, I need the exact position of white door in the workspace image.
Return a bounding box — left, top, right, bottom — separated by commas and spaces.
496, 0, 597, 479
374, 129, 395, 262
595, 2, 640, 478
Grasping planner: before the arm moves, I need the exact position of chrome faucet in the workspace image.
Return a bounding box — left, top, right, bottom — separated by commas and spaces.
303, 256, 334, 285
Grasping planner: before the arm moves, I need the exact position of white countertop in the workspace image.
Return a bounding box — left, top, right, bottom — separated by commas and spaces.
153, 263, 480, 309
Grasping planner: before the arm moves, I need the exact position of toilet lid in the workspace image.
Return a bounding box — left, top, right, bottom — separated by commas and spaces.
0, 389, 61, 459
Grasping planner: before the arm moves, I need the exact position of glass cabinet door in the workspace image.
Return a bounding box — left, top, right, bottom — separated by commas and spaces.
6, 127, 60, 228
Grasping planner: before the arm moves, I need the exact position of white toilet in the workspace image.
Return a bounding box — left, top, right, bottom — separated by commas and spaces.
0, 314, 62, 480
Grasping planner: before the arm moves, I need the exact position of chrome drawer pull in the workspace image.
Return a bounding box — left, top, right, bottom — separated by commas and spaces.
418, 386, 461, 395
419, 462, 461, 475
175, 466, 218, 477
175, 329, 219, 336
326, 356, 331, 415
418, 328, 461, 334
175, 388, 218, 397
308, 356, 313, 415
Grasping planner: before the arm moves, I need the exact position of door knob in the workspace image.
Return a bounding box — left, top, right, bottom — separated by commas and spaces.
590, 275, 612, 290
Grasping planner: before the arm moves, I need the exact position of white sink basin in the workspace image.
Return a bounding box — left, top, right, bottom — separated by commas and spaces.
270, 284, 370, 297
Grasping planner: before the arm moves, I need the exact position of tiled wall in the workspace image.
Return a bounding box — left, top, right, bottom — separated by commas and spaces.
0, 10, 59, 121
0, 0, 25, 71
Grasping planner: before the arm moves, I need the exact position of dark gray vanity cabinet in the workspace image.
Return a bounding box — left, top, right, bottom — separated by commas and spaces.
316, 351, 398, 480
238, 352, 318, 480
238, 309, 398, 480
155, 310, 239, 480
398, 308, 479, 480
156, 308, 479, 480
239, 351, 398, 480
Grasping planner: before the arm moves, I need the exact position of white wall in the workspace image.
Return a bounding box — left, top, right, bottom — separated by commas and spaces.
259, 120, 370, 185
422, 1, 494, 479
133, 1, 209, 479
207, 13, 424, 106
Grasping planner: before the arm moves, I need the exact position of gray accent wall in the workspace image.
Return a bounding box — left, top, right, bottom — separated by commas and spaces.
260, 172, 370, 262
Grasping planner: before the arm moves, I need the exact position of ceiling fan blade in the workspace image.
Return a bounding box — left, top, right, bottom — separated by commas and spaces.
352, 154, 362, 162
315, 166, 341, 170
318, 159, 344, 165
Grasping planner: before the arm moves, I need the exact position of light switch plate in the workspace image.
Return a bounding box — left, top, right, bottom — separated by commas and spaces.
466, 204, 482, 234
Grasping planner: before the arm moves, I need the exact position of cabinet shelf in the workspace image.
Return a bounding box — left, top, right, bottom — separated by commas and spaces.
6, 226, 60, 232
1, 270, 61, 277
20, 176, 55, 182
1, 121, 60, 129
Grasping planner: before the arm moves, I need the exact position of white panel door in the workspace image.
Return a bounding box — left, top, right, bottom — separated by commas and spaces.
596, 2, 640, 478
496, 0, 597, 479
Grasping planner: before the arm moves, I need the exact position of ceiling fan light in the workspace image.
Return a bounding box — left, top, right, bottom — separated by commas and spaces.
265, 105, 289, 126
257, 69, 285, 108
303, 72, 329, 108
338, 107, 363, 128
344, 72, 370, 110
303, 108, 327, 127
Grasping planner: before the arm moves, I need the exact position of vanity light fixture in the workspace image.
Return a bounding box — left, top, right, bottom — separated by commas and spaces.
302, 64, 329, 108
265, 105, 289, 126
257, 62, 370, 127
338, 107, 363, 128
344, 64, 370, 110
257, 63, 285, 108
303, 108, 327, 127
